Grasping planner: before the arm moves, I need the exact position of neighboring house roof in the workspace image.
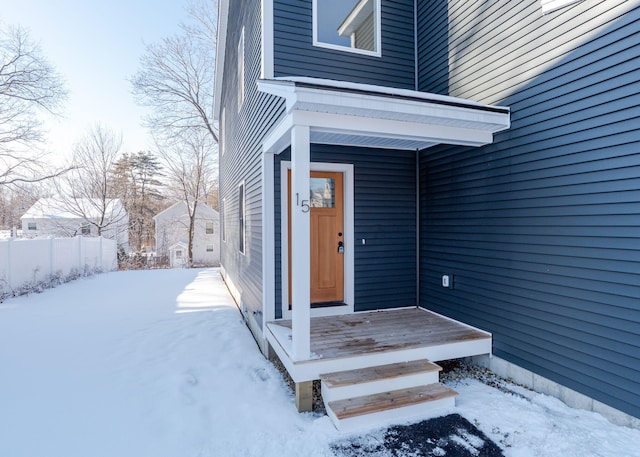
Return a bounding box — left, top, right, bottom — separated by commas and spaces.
169, 241, 188, 250
153, 201, 219, 221
21, 198, 126, 221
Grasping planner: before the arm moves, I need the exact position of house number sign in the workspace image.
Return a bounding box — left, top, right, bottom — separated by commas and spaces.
296, 193, 310, 213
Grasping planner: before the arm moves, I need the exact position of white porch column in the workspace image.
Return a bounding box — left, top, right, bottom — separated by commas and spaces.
290, 124, 311, 361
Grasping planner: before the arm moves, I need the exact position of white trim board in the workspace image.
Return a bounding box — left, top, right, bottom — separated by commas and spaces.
280, 161, 355, 321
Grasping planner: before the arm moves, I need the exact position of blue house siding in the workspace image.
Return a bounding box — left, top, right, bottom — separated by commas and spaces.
274, 145, 417, 317
219, 0, 286, 326
416, 0, 448, 94
419, 0, 640, 418
273, 0, 415, 89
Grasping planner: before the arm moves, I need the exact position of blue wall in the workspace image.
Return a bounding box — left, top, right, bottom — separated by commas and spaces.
273, 0, 415, 89
274, 145, 417, 317
219, 0, 286, 326
418, 0, 640, 418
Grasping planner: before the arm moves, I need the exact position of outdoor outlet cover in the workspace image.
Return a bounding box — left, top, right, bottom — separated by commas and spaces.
442, 274, 454, 289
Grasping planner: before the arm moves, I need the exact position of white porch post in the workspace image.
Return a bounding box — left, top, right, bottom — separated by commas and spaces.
290, 124, 311, 361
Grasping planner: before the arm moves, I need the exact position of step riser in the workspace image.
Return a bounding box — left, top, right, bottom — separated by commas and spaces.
328, 395, 456, 432
322, 371, 440, 403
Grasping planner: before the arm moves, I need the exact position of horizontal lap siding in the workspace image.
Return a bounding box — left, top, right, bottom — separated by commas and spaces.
419, 0, 640, 418
220, 1, 286, 325
274, 146, 416, 316
273, 0, 415, 89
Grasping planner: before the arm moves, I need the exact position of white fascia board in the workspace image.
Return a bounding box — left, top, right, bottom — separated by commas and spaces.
338, 0, 373, 36
277, 76, 507, 111
259, 78, 510, 133
213, 0, 230, 121
297, 111, 495, 147
257, 78, 299, 111
262, 114, 294, 154
292, 86, 510, 133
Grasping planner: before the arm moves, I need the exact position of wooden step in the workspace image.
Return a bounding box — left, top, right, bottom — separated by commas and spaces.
320, 359, 441, 402
326, 383, 458, 432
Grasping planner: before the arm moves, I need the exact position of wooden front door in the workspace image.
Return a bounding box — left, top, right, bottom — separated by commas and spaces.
289, 170, 345, 306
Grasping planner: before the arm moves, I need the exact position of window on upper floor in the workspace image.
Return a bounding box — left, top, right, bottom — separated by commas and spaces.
540, 0, 584, 13
220, 107, 225, 156
238, 183, 246, 254
81, 224, 91, 235
238, 27, 245, 111
205, 221, 215, 235
313, 0, 381, 57
28, 222, 36, 231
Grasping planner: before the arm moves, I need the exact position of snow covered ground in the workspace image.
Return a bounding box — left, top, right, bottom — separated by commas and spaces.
0, 268, 638, 457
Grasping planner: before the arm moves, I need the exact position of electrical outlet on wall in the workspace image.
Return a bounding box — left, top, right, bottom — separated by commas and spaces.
442, 274, 454, 289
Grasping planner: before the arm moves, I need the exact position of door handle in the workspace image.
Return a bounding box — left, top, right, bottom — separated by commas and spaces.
337, 241, 344, 253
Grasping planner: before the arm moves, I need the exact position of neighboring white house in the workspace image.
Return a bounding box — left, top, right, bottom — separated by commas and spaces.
153, 202, 220, 268
20, 198, 129, 251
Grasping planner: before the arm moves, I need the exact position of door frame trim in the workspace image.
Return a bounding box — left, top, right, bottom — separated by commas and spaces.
280, 161, 354, 319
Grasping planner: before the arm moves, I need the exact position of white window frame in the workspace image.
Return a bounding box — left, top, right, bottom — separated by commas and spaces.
222, 198, 226, 243
220, 107, 226, 156
312, 0, 381, 57
540, 0, 584, 13
205, 221, 215, 235
27, 222, 37, 231
238, 181, 246, 255
206, 244, 214, 252
237, 27, 245, 111
280, 161, 355, 319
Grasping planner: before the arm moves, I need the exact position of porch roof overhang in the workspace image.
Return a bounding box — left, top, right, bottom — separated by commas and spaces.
258, 77, 510, 154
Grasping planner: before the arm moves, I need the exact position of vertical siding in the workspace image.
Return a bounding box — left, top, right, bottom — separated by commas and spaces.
219, 0, 286, 326
419, 0, 640, 418
273, 0, 416, 89
274, 145, 417, 316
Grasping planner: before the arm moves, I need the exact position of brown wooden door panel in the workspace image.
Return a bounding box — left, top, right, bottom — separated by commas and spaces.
288, 170, 344, 306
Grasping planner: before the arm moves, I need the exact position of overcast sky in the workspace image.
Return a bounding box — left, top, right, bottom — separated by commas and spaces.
2, 0, 190, 164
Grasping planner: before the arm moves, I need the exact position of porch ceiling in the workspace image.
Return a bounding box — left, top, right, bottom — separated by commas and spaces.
258, 77, 510, 154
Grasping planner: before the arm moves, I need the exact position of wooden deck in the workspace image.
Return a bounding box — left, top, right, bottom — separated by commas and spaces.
266, 307, 492, 382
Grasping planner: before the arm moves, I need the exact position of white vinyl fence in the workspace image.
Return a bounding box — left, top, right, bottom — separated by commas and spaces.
0, 236, 117, 296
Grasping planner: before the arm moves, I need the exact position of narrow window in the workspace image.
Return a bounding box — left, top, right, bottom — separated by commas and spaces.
238, 182, 245, 254
220, 107, 226, 156
313, 0, 380, 56
28, 222, 37, 231
221, 198, 226, 243
238, 27, 245, 110
205, 221, 214, 235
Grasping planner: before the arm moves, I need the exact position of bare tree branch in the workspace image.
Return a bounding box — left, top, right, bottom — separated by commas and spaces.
156, 129, 216, 266
56, 124, 127, 241
130, 0, 218, 145
0, 23, 68, 186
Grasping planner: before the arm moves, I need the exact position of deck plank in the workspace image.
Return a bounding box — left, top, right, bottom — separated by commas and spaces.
269, 307, 490, 361
328, 383, 458, 420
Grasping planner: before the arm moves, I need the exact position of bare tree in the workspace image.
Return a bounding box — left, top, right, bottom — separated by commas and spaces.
130, 0, 218, 145
0, 24, 68, 186
158, 130, 215, 266
0, 183, 45, 230
57, 124, 127, 242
